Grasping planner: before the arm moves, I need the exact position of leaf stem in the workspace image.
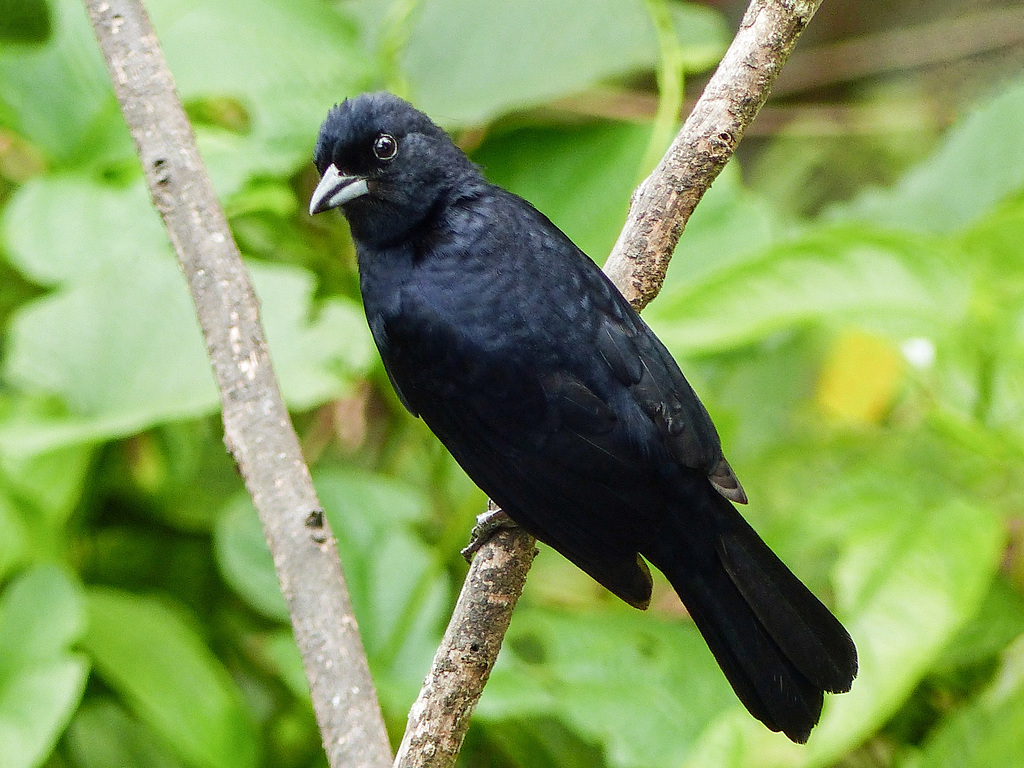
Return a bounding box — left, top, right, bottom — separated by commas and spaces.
641, 0, 687, 177
380, 0, 422, 99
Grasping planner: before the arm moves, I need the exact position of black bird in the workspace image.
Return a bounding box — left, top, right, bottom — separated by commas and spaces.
309, 92, 857, 743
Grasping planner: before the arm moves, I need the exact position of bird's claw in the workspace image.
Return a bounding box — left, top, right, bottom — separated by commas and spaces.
461, 505, 518, 562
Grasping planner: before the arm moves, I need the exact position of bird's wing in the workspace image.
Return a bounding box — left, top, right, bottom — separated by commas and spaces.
437, 362, 662, 609
367, 313, 420, 416
374, 277, 658, 605
489, 192, 747, 504
589, 270, 748, 504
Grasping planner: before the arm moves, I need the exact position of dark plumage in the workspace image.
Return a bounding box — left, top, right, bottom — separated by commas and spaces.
309, 92, 857, 742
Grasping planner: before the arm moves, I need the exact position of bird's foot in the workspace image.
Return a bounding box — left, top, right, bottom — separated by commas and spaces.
461, 504, 518, 562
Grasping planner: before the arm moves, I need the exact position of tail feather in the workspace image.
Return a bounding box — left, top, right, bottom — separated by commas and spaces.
678, 565, 825, 742
643, 480, 857, 743
717, 525, 857, 693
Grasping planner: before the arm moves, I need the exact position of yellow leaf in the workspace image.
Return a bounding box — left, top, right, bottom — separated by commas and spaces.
816, 331, 904, 424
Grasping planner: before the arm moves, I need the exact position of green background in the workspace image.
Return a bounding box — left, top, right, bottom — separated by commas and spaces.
2, 0, 1024, 766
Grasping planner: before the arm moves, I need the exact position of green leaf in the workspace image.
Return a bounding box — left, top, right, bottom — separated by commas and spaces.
258, 262, 376, 412
0, 175, 373, 457
316, 468, 450, 709
261, 630, 309, 701
0, 658, 90, 768
915, 637, 1024, 768
472, 121, 649, 261
314, 469, 440, 654
667, 163, 782, 283
301, 469, 444, 702
0, 0, 52, 43
0, 491, 30, 582
212, 468, 449, 710
2, 258, 218, 445
82, 588, 259, 768
213, 496, 289, 623
933, 576, 1024, 675
484, 717, 608, 768
478, 607, 736, 768
2, 176, 165, 286
0, 0, 124, 166
0, 443, 93, 532
0, 0, 369, 183
0, 565, 89, 768
667, 2, 732, 73
645, 226, 968, 356
0, 564, 85, 682
831, 76, 1024, 233
146, 0, 371, 194
401, 0, 727, 124
814, 498, 1003, 757
923, 199, 1024, 439
65, 698, 187, 768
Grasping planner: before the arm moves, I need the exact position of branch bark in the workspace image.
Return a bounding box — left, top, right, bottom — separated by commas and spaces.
393, 516, 538, 766
82, 2, 393, 767
394, 1, 824, 766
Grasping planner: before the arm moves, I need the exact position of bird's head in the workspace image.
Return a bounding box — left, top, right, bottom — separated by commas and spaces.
309, 92, 477, 246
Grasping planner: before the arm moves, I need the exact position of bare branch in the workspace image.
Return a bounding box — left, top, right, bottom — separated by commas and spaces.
395, 1, 824, 765
393, 519, 538, 767
81, 2, 393, 767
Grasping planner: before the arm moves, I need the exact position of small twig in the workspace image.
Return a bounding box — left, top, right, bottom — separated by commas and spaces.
556, 6, 1024, 124
774, 4, 1024, 97
555, 92, 942, 137
82, 2, 393, 767
640, 0, 687, 176
394, 2, 824, 766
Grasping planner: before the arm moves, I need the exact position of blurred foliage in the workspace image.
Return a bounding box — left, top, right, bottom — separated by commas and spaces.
1, 0, 1023, 767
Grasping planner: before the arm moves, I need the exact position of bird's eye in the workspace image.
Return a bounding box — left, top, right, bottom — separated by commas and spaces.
372, 133, 398, 161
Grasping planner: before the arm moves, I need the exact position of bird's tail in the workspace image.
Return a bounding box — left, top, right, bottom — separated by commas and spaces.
642, 478, 857, 743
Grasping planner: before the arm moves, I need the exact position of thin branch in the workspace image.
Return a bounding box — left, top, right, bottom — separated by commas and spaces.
773, 4, 1024, 97
394, 1, 824, 766
556, 6, 1024, 124
555, 92, 942, 137
393, 517, 538, 766
82, 2, 393, 767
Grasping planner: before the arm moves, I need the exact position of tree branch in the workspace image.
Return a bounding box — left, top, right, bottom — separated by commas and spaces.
82, 2, 393, 767
394, 1, 824, 766
393, 513, 538, 767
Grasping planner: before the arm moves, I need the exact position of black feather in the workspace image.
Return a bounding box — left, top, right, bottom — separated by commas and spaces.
309, 92, 857, 741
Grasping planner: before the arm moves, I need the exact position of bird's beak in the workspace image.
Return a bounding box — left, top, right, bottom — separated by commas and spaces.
309, 164, 369, 215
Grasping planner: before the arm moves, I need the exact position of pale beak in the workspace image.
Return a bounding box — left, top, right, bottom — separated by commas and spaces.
309, 164, 369, 215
